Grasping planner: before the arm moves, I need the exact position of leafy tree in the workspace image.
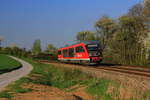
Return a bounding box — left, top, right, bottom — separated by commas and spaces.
45, 44, 57, 54
76, 31, 95, 41
32, 40, 41, 55
9, 43, 26, 57
95, 16, 117, 52
110, 16, 147, 65
9, 43, 19, 55
2, 47, 12, 54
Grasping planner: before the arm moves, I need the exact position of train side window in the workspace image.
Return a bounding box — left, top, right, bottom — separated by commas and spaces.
58, 51, 61, 55
76, 46, 84, 53
63, 49, 68, 57
69, 48, 74, 57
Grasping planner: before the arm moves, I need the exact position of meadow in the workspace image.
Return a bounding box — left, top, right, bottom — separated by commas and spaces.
0, 57, 150, 100
0, 54, 21, 74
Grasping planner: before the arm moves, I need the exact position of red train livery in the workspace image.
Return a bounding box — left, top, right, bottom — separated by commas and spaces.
57, 41, 102, 64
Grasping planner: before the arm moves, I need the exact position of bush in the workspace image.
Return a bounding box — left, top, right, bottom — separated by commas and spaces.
0, 91, 12, 99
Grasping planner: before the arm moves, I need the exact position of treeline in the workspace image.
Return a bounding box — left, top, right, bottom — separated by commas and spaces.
76, 2, 150, 66
0, 2, 149, 66
0, 40, 57, 60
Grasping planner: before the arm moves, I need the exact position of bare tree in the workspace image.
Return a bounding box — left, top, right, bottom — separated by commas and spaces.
128, 3, 143, 17
143, 0, 150, 17
0, 36, 4, 48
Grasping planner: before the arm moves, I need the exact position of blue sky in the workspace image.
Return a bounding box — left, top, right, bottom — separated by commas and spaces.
0, 0, 142, 50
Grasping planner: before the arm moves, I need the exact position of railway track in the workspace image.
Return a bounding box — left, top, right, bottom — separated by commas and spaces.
96, 66, 150, 78
38, 60, 150, 78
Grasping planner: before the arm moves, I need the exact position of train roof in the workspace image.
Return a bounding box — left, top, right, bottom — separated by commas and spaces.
80, 40, 99, 45
59, 40, 100, 49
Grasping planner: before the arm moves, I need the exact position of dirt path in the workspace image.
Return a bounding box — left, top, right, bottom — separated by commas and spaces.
0, 56, 33, 91
12, 83, 78, 100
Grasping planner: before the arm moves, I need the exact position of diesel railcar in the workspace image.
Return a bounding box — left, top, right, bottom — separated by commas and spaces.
57, 41, 102, 64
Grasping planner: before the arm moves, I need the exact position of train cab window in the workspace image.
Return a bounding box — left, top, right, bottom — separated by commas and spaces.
63, 49, 68, 57
76, 46, 84, 53
69, 48, 74, 57
58, 51, 61, 55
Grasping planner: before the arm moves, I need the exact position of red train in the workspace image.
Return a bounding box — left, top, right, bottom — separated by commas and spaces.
57, 41, 102, 64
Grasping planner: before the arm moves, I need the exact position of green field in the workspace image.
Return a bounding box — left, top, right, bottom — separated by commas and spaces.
0, 54, 21, 73
0, 58, 150, 100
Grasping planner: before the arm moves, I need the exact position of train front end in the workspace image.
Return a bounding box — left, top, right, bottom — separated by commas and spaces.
85, 41, 102, 64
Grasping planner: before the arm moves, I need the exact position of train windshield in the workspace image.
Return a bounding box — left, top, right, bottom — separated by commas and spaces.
86, 44, 99, 51
86, 44, 101, 57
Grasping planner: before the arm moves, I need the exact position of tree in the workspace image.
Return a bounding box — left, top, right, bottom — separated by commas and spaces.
2, 47, 12, 54
10, 43, 17, 48
143, 0, 150, 29
110, 15, 147, 65
45, 44, 57, 54
0, 36, 4, 48
32, 40, 41, 55
143, 0, 150, 17
95, 16, 116, 52
10, 43, 19, 55
76, 31, 95, 41
128, 3, 143, 17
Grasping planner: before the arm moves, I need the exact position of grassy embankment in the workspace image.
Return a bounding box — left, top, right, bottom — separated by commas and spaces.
0, 58, 150, 100
0, 54, 21, 74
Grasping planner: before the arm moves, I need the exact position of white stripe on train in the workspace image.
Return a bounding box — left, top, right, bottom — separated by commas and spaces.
58, 58, 90, 61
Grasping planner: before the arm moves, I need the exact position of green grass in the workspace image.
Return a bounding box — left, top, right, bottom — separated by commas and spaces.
8, 77, 32, 93
0, 57, 91, 100
20, 59, 116, 100
1, 57, 150, 100
0, 77, 33, 99
28, 60, 91, 89
0, 54, 21, 73
86, 79, 113, 100
0, 91, 12, 99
